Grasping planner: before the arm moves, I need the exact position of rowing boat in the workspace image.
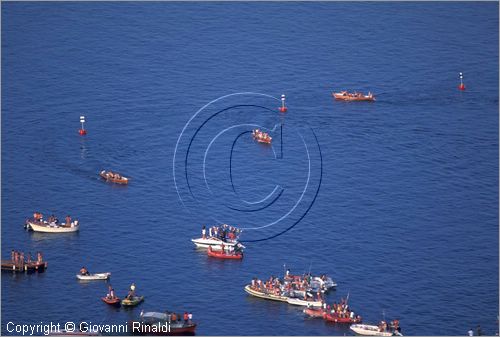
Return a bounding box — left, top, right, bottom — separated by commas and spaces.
26, 220, 79, 233
333, 91, 375, 102
76, 272, 111, 281
100, 170, 129, 184
101, 296, 121, 306
207, 246, 243, 260
122, 296, 144, 307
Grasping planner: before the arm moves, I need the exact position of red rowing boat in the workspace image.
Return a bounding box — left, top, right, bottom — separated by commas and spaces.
102, 296, 121, 306
207, 246, 243, 260
324, 313, 362, 324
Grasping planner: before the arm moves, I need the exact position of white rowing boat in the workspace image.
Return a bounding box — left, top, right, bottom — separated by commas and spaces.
27, 221, 79, 233
76, 272, 111, 281
244, 285, 289, 302
286, 297, 323, 307
350, 324, 402, 336
191, 237, 244, 251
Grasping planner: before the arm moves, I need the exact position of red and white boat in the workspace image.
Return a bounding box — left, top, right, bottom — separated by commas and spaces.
207, 246, 243, 260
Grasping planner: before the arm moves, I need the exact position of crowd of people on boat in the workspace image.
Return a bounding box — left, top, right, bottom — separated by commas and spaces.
10, 250, 44, 268
249, 271, 330, 300
29, 212, 72, 226
252, 129, 272, 143
201, 224, 242, 242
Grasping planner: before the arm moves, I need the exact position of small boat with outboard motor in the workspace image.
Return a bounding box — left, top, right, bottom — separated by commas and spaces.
129, 311, 197, 335
25, 214, 79, 233
333, 91, 375, 102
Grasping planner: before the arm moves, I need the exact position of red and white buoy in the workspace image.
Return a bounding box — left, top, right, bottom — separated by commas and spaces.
79, 115, 87, 135
279, 94, 287, 112
458, 72, 465, 91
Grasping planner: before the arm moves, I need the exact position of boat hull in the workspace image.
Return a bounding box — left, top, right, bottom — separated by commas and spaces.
303, 307, 326, 318
27, 221, 79, 233
122, 296, 144, 307
207, 248, 243, 260
101, 297, 121, 306
287, 297, 323, 307
350, 324, 393, 336
191, 238, 242, 251
76, 273, 111, 281
324, 313, 362, 324
333, 93, 375, 102
244, 285, 289, 302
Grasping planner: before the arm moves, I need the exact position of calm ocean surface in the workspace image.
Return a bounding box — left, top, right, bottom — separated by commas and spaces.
2, 2, 499, 336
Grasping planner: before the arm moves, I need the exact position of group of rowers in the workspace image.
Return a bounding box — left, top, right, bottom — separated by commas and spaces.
252, 129, 272, 143
201, 224, 242, 242
31, 212, 72, 226
101, 170, 123, 180
10, 250, 44, 268
338, 90, 373, 98
319, 298, 361, 321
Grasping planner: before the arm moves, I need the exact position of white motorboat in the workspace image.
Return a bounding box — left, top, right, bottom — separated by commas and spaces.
76, 272, 111, 281
286, 297, 323, 307
26, 220, 79, 233
350, 324, 402, 336
191, 237, 244, 251
311, 276, 337, 292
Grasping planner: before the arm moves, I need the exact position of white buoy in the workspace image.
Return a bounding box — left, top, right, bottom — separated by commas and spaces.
279, 94, 287, 112
79, 115, 87, 135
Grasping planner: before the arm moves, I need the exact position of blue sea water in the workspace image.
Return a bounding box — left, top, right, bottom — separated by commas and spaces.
2, 2, 499, 336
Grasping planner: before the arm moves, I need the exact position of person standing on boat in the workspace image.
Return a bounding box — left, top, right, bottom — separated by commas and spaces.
209, 226, 213, 237
477, 325, 482, 336
468, 328, 474, 336
130, 283, 136, 297
188, 312, 192, 324
202, 225, 206, 239
27, 252, 32, 263
183, 312, 188, 322
65, 215, 71, 226
80, 266, 89, 275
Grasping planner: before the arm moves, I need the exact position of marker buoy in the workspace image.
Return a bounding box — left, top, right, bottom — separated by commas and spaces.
279, 94, 287, 112
79, 116, 87, 135
458, 72, 465, 90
